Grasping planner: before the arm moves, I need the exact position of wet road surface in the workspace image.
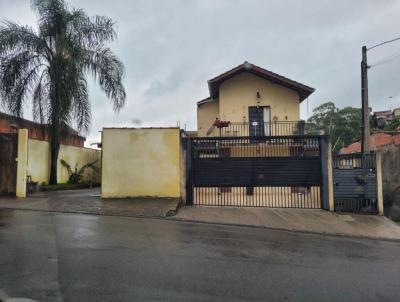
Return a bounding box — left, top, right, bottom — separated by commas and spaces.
0, 209, 399, 301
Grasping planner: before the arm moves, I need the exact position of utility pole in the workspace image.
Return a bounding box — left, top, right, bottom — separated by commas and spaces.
360, 36, 400, 154
361, 45, 370, 154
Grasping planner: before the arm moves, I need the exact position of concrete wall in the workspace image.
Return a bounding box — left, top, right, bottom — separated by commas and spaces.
16, 129, 28, 197
27, 138, 101, 185
380, 144, 400, 220
101, 128, 181, 198
27, 139, 50, 184
197, 99, 219, 137
218, 72, 300, 123
197, 72, 301, 136
58, 144, 101, 184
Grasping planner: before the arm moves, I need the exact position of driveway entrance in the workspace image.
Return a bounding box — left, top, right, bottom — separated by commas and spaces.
186, 136, 325, 208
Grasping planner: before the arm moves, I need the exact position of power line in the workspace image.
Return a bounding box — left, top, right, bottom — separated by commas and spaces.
370, 48, 400, 67
367, 36, 400, 51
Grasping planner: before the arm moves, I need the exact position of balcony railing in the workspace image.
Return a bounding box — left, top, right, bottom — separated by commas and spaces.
215, 121, 314, 137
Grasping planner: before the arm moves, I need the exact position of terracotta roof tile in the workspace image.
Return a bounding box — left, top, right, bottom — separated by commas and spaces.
340, 133, 400, 154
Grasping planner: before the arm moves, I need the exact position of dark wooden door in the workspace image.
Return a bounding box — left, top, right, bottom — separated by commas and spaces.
0, 133, 18, 195
248, 107, 264, 136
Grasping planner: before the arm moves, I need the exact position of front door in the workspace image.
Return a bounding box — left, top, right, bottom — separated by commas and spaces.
249, 106, 270, 136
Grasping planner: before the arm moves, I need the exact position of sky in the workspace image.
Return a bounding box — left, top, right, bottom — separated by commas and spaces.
2, 0, 400, 146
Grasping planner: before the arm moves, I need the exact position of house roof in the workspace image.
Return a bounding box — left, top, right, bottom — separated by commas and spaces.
374, 110, 393, 117
196, 97, 213, 106
0, 111, 85, 140
340, 132, 400, 154
207, 61, 315, 102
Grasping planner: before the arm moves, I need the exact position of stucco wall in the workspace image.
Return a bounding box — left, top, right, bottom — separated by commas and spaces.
27, 138, 101, 184
196, 72, 301, 136
27, 139, 50, 184
219, 72, 300, 123
101, 128, 181, 198
197, 99, 219, 137
58, 144, 101, 184
380, 144, 400, 220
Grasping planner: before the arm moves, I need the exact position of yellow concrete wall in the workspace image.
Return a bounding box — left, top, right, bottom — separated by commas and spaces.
27, 139, 50, 184
16, 129, 28, 197
101, 128, 181, 198
219, 72, 300, 122
27, 139, 101, 184
197, 99, 219, 137
196, 72, 301, 136
58, 144, 101, 184
218, 72, 300, 123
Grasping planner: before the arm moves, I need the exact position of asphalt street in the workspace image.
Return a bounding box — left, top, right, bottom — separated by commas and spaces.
0, 209, 399, 301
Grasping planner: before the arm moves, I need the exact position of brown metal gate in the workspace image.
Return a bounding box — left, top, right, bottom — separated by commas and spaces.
0, 133, 18, 195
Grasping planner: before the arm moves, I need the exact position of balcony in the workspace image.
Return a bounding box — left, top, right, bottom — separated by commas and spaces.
211, 121, 316, 137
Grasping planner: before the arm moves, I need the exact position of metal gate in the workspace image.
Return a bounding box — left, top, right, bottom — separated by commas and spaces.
0, 133, 18, 195
186, 136, 323, 208
333, 153, 377, 213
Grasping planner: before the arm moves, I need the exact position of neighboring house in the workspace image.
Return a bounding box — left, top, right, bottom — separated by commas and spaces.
373, 110, 394, 127
340, 132, 400, 220
0, 111, 85, 147
373, 107, 400, 128
393, 107, 400, 117
340, 132, 400, 154
197, 61, 315, 137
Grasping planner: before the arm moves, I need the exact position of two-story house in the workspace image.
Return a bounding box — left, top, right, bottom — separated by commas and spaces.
188, 62, 324, 208
197, 61, 314, 137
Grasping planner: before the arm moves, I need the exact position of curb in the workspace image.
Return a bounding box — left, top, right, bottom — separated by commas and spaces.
1, 206, 399, 242
166, 216, 400, 243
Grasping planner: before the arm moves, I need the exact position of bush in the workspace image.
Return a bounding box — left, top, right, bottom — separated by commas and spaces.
60, 159, 99, 184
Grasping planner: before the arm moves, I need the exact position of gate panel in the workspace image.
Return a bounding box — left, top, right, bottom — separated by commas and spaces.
333, 153, 378, 213
188, 136, 322, 208
193, 157, 321, 187
0, 133, 18, 195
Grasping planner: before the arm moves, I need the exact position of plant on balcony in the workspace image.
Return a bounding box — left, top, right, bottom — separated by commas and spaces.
213, 119, 231, 128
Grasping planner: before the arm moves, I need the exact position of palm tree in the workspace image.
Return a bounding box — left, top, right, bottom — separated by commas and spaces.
0, 0, 126, 184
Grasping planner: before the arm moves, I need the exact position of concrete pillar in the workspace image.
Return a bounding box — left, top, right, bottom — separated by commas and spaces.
376, 152, 384, 215
16, 129, 28, 198
320, 136, 334, 210
327, 142, 335, 211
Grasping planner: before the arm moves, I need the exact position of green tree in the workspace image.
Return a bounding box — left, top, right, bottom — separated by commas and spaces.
384, 116, 400, 131
307, 102, 362, 152
0, 0, 126, 184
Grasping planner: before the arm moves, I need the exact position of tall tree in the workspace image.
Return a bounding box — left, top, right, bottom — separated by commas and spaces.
0, 0, 126, 184
307, 102, 362, 152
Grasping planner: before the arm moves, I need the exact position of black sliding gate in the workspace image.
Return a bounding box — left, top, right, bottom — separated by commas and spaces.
186, 136, 323, 208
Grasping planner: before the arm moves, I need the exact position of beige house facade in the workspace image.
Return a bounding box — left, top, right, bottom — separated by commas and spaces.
197, 62, 315, 137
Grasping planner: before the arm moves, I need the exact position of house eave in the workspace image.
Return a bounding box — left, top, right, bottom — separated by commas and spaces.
207, 61, 315, 102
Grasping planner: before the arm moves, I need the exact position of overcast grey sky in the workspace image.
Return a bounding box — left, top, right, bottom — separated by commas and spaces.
2, 0, 400, 145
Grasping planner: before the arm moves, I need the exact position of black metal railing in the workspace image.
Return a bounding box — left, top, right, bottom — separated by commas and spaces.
192, 135, 321, 158
216, 121, 312, 137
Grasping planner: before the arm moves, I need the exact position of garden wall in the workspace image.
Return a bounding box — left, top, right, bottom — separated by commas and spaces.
27, 138, 101, 185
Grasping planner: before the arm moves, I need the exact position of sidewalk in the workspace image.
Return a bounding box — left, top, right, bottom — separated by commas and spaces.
174, 206, 400, 241
0, 188, 179, 218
